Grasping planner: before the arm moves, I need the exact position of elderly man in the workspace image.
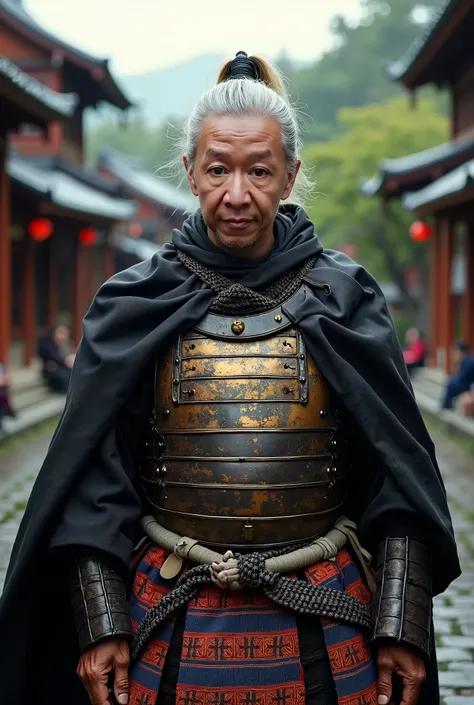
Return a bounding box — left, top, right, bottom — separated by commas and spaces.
0, 52, 459, 705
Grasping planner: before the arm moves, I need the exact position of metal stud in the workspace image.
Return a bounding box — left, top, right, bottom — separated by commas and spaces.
161, 466, 167, 475
300, 377, 306, 384
173, 378, 179, 385
231, 320, 245, 335
282, 387, 292, 394
274, 314, 282, 323
183, 388, 195, 396
161, 408, 170, 418
299, 354, 305, 360
175, 358, 179, 364
320, 409, 328, 418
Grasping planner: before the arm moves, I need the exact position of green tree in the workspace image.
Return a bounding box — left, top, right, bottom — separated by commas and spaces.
282, 0, 441, 141
304, 94, 448, 323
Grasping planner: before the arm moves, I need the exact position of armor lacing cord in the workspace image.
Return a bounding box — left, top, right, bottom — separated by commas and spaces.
131, 534, 373, 663
176, 249, 320, 315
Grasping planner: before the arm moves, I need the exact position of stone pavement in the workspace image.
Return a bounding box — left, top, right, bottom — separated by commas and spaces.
0, 424, 473, 702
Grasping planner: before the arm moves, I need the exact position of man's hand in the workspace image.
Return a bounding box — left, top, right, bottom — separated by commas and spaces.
77, 638, 130, 705
377, 643, 426, 705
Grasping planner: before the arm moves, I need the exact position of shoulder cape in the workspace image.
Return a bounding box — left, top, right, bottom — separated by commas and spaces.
0, 206, 459, 704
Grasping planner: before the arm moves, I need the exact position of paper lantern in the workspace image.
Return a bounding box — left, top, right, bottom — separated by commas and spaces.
28, 218, 53, 241
409, 221, 432, 242
129, 223, 143, 238
79, 227, 96, 246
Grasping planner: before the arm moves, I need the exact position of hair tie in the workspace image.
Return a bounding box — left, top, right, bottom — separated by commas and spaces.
227, 51, 259, 81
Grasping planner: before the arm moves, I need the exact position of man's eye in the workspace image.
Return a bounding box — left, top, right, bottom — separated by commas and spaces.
209, 167, 226, 176
253, 168, 268, 177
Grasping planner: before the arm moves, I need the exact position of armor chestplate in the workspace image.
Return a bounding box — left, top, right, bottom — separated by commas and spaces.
141, 291, 347, 549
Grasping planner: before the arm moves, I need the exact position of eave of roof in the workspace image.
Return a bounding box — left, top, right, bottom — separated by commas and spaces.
113, 233, 162, 262
99, 148, 198, 214
0, 1, 132, 110
361, 133, 474, 197
403, 158, 474, 210
387, 0, 464, 85
0, 54, 77, 120
8, 156, 136, 221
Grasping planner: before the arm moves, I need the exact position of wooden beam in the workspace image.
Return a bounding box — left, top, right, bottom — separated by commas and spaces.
438, 217, 455, 373
22, 236, 36, 366
429, 221, 441, 367
71, 236, 83, 348
463, 225, 474, 351
47, 236, 59, 328
0, 140, 11, 366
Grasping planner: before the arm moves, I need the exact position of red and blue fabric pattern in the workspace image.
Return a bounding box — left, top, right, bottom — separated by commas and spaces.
129, 546, 377, 705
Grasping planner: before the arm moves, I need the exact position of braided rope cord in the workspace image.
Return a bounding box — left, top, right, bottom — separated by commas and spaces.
131, 546, 372, 662
176, 249, 317, 314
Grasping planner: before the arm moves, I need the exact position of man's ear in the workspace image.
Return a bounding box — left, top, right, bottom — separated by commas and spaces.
281, 159, 301, 201
183, 156, 198, 196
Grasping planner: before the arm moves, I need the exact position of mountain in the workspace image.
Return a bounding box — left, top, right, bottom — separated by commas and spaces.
119, 53, 227, 125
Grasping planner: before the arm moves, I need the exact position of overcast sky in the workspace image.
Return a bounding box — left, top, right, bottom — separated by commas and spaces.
26, 0, 362, 75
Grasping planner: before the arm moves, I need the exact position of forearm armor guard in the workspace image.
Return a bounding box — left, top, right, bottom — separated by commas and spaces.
372, 538, 432, 658
70, 556, 133, 653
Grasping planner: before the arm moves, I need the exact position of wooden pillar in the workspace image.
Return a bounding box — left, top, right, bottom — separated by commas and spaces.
429, 222, 441, 368
463, 224, 474, 352
72, 237, 85, 348
47, 236, 59, 328
0, 138, 11, 367
22, 236, 36, 366
438, 217, 455, 373
104, 242, 115, 281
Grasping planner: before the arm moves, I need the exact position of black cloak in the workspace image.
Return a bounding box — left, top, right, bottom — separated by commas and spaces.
0, 205, 459, 704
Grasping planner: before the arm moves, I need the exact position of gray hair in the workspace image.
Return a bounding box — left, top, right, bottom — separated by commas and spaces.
180, 77, 313, 205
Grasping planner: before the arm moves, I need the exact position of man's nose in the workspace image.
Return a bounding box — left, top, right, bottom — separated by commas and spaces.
223, 173, 251, 207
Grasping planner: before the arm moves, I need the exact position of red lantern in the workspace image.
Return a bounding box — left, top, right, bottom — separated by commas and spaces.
409, 221, 432, 242
28, 218, 53, 241
79, 227, 96, 246
129, 223, 143, 238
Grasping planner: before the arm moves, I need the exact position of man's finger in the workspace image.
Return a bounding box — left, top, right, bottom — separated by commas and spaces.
400, 678, 424, 705
377, 663, 393, 705
83, 672, 111, 705
113, 659, 130, 705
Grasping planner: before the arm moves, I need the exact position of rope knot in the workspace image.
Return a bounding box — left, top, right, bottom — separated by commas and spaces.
238, 552, 277, 589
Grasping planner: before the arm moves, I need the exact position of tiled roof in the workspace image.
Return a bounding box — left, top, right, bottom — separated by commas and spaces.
403, 158, 474, 210
8, 156, 135, 221
99, 148, 198, 213
387, 0, 462, 82
0, 54, 77, 117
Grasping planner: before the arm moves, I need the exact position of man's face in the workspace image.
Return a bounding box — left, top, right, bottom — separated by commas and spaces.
184, 114, 299, 258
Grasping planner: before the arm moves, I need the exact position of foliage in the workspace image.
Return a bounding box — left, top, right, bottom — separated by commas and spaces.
282, 0, 442, 141
304, 95, 448, 316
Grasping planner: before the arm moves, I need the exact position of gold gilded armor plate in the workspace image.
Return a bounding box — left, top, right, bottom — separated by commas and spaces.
141, 295, 347, 549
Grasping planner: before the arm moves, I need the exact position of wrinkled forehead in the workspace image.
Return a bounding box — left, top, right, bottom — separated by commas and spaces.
195, 114, 285, 163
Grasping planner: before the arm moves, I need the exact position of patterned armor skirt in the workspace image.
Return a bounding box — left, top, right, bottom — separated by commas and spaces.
128, 545, 378, 705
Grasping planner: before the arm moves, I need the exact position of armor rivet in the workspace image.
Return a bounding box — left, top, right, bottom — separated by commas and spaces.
320, 409, 328, 418
231, 320, 245, 335
184, 388, 195, 396
173, 378, 179, 385
282, 387, 292, 394
300, 377, 306, 384
161, 466, 167, 474
242, 521, 254, 542
299, 354, 304, 360
331, 440, 337, 448
164, 494, 168, 501
274, 315, 282, 323
175, 358, 179, 364
162, 408, 170, 418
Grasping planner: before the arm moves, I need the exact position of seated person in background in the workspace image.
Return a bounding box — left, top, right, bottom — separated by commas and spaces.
37, 324, 75, 394
403, 327, 426, 376
441, 340, 474, 410
0, 361, 16, 432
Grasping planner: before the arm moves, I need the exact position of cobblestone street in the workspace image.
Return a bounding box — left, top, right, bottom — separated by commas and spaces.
0, 423, 473, 702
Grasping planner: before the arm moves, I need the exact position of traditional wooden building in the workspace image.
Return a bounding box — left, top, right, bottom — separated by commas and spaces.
0, 0, 134, 363
0, 54, 77, 367
98, 147, 197, 270
365, 0, 474, 372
